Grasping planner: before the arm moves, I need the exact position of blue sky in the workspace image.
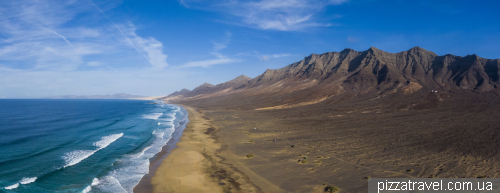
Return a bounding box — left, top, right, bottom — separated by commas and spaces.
0, 0, 499, 98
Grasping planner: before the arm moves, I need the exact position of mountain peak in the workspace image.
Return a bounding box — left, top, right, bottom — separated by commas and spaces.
234, 75, 250, 80
226, 75, 251, 84
366, 46, 381, 54
342, 48, 354, 51
409, 46, 425, 52
198, 82, 214, 88
407, 46, 437, 56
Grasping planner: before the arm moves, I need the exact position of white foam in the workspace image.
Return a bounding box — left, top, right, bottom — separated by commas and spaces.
153, 130, 164, 139
19, 177, 37, 184
163, 122, 175, 128
63, 133, 123, 168
88, 105, 186, 193
94, 133, 124, 150
134, 145, 152, 158
164, 112, 176, 117
4, 183, 19, 190
92, 178, 100, 186
92, 175, 127, 193
82, 178, 99, 193
104, 160, 150, 192
159, 117, 176, 122
63, 150, 96, 167
142, 113, 163, 120
82, 185, 91, 193
157, 122, 161, 125
97, 126, 176, 192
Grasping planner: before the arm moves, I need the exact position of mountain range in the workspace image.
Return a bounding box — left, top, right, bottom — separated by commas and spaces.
161, 46, 500, 110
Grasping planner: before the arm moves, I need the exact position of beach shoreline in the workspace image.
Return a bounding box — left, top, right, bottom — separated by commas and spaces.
136, 105, 259, 193
133, 104, 188, 192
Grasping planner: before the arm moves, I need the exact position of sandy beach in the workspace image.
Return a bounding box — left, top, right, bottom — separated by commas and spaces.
147, 105, 259, 193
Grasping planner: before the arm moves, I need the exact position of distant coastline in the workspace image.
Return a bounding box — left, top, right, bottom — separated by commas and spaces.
43, 93, 150, 100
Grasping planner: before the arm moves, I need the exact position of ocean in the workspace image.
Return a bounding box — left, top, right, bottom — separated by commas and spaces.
0, 99, 188, 193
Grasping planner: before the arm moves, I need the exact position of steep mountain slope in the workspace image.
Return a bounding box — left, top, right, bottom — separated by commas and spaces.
163, 47, 500, 109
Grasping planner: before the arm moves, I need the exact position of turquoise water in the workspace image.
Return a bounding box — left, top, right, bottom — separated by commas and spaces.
0, 99, 188, 193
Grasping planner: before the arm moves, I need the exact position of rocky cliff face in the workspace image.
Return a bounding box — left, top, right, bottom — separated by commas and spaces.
248, 46, 499, 92
163, 47, 500, 109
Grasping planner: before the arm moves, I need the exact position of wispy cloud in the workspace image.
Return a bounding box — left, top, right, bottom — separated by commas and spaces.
0, 0, 172, 97
0, 0, 168, 70
181, 32, 241, 68
183, 58, 240, 68
123, 23, 169, 69
180, 0, 348, 31
259, 53, 291, 61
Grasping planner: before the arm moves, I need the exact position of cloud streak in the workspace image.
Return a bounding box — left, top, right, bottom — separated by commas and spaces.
181, 0, 348, 31
89, 0, 168, 69
181, 32, 241, 68
183, 58, 240, 68
259, 53, 291, 61
0, 0, 172, 97
0, 0, 169, 70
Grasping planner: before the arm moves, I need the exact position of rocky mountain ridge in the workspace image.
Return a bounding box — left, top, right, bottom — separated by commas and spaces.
162, 46, 500, 109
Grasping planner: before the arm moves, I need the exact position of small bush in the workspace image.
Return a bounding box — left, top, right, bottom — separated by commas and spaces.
246, 154, 254, 158
301, 160, 308, 164
477, 175, 487, 178
429, 174, 435, 178
365, 176, 371, 180
325, 186, 339, 193
315, 160, 322, 164
249, 140, 254, 143
407, 169, 414, 173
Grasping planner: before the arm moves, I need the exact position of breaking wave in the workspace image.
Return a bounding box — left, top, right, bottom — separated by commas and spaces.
63, 133, 123, 168
142, 113, 163, 120
4, 183, 19, 190
20, 177, 37, 185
